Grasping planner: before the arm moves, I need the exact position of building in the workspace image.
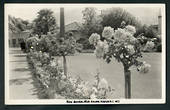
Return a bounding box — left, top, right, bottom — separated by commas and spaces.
9, 30, 31, 47
65, 22, 87, 40
150, 9, 162, 36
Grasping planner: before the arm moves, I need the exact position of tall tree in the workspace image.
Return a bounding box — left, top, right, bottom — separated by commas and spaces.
101, 8, 142, 30
33, 9, 57, 36
8, 15, 27, 32
81, 7, 102, 36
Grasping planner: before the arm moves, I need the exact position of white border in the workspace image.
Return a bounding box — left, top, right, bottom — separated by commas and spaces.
5, 3, 166, 105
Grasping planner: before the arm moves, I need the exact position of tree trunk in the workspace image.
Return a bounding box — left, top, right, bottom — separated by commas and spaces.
124, 67, 131, 99
63, 55, 67, 77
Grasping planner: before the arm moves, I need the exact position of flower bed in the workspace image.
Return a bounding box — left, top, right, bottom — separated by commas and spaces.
27, 51, 114, 99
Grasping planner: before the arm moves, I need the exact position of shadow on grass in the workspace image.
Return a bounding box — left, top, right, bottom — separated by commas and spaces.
10, 78, 30, 85
14, 54, 27, 57
10, 60, 26, 62
13, 67, 29, 72
9, 49, 22, 54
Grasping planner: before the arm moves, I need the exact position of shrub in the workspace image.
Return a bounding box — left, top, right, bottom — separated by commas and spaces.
77, 37, 95, 50
27, 51, 114, 99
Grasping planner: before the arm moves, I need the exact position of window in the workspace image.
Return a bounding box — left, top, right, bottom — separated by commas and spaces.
12, 39, 16, 47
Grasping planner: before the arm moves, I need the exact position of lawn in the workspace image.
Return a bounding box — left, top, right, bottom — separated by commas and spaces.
63, 52, 162, 99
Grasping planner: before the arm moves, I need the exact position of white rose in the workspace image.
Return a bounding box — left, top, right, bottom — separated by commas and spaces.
98, 78, 108, 89
102, 26, 114, 39
125, 25, 136, 35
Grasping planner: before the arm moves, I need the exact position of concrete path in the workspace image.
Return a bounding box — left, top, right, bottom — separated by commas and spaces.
9, 48, 37, 99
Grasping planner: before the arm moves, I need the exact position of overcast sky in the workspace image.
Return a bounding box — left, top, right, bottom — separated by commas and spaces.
5, 4, 163, 25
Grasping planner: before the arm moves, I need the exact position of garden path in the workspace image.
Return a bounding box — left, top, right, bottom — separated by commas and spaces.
8, 48, 38, 99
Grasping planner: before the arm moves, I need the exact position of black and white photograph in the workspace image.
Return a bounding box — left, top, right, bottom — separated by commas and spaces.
5, 4, 166, 104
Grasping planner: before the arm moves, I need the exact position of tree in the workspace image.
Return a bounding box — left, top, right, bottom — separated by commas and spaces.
35, 32, 80, 77
22, 20, 29, 26
16, 22, 26, 31
89, 23, 154, 98
8, 15, 27, 32
81, 7, 103, 36
101, 8, 142, 30
50, 33, 77, 77
33, 9, 57, 36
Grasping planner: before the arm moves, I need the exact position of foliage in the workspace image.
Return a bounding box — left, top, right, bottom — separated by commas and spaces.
135, 25, 158, 38
27, 32, 83, 76
81, 7, 103, 36
135, 25, 161, 52
36, 33, 57, 53
77, 38, 95, 50
32, 9, 57, 36
100, 8, 142, 30
25, 36, 40, 52
49, 36, 77, 56
8, 15, 29, 32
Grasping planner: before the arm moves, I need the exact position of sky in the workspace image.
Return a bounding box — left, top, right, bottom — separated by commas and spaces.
5, 4, 163, 25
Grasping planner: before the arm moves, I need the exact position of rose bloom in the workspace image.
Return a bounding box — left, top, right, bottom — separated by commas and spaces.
129, 35, 137, 44
137, 62, 151, 74
90, 93, 97, 99
94, 40, 109, 58
82, 84, 91, 97
75, 88, 81, 94
98, 78, 108, 89
94, 41, 104, 58
103, 40, 109, 53
50, 60, 56, 66
114, 28, 127, 42
43, 52, 49, 58
92, 87, 98, 93
125, 45, 135, 55
102, 26, 114, 39
125, 25, 136, 35
144, 41, 155, 51
89, 33, 101, 45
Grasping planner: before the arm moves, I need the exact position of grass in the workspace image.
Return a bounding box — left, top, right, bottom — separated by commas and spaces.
63, 52, 162, 99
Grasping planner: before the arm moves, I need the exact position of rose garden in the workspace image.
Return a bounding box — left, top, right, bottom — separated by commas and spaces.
8, 7, 162, 99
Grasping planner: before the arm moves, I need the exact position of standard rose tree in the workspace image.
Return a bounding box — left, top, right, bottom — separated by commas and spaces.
89, 23, 154, 98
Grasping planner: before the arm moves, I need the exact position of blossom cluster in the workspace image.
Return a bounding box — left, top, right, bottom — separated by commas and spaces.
114, 27, 137, 43
89, 25, 138, 59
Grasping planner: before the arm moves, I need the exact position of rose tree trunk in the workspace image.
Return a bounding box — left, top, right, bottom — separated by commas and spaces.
124, 67, 131, 99
63, 55, 67, 77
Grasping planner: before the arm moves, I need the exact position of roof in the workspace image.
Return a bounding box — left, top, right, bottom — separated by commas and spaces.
65, 22, 81, 32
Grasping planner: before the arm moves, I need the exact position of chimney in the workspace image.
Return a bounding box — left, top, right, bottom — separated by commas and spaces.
60, 7, 65, 38
158, 8, 162, 36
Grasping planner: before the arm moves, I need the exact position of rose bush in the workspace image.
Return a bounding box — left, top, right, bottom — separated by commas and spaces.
27, 50, 114, 99
89, 22, 155, 98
